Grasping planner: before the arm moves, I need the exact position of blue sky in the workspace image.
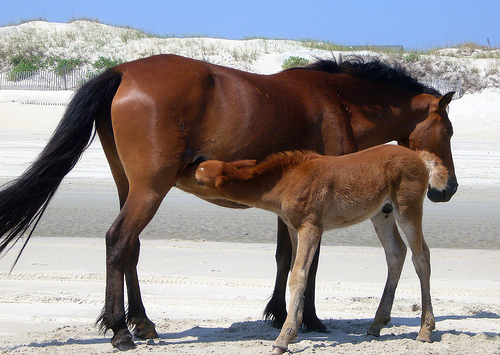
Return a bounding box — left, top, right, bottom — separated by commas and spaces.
1, 0, 498, 49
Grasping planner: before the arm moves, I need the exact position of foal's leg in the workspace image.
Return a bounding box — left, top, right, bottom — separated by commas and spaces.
272, 223, 322, 355
397, 212, 434, 342
265, 218, 326, 332
368, 211, 407, 336
290, 225, 325, 332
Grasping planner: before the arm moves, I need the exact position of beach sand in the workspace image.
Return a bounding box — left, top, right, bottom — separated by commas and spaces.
0, 90, 499, 354
1, 238, 499, 354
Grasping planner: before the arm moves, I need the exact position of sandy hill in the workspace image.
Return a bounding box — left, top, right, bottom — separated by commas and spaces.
0, 20, 499, 93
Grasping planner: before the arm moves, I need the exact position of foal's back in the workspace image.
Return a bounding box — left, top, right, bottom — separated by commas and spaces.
277, 145, 429, 230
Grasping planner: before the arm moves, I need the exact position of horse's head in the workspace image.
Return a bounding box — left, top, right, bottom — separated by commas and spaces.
404, 91, 458, 202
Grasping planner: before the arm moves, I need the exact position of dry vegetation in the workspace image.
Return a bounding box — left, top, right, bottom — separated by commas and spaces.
0, 20, 499, 93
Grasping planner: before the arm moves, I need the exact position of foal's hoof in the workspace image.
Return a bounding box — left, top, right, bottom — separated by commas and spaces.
416, 330, 432, 343
271, 345, 287, 355
367, 317, 390, 337
111, 329, 136, 351
367, 326, 381, 337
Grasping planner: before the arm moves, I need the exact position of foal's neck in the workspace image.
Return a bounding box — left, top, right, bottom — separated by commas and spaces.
222, 152, 316, 211
222, 175, 283, 212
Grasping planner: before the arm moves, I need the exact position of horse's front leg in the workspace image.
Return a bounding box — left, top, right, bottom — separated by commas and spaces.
264, 218, 292, 328
272, 223, 322, 355
125, 240, 158, 339
368, 211, 407, 336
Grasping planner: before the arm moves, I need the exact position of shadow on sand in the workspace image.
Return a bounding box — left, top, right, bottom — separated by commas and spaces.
6, 311, 499, 351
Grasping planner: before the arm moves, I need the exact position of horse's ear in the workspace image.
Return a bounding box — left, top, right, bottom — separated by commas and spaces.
439, 92, 455, 109
233, 159, 257, 169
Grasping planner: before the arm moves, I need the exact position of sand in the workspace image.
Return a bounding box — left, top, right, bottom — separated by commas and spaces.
0, 237, 499, 354
0, 85, 499, 354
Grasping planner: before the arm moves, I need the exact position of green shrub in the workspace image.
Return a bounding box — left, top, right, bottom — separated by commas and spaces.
404, 53, 420, 62
48, 57, 86, 76
92, 56, 124, 69
8, 54, 44, 81
282, 56, 310, 70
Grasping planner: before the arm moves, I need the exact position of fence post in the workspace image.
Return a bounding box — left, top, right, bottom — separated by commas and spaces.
63, 66, 67, 91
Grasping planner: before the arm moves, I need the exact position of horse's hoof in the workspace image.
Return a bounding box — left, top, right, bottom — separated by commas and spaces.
303, 317, 327, 333
132, 319, 158, 339
271, 345, 287, 354
135, 327, 158, 339
111, 329, 136, 351
117, 341, 137, 351
263, 298, 287, 329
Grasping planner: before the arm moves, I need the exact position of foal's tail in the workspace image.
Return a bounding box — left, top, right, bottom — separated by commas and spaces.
418, 151, 449, 191
0, 69, 122, 265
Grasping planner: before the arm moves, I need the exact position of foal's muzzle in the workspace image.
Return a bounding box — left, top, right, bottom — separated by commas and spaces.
427, 175, 459, 202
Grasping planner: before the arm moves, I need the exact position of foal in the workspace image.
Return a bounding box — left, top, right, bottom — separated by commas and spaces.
195, 144, 448, 354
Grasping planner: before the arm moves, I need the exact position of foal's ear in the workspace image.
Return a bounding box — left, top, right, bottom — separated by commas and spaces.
439, 92, 455, 109
233, 159, 257, 169
215, 175, 229, 189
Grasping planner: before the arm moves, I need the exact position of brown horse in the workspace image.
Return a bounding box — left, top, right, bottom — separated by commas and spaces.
195, 145, 448, 354
0, 54, 457, 350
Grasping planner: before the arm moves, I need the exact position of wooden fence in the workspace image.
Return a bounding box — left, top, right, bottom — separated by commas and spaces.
0, 67, 100, 91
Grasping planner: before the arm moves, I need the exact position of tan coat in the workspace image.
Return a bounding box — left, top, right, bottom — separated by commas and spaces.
195, 144, 448, 354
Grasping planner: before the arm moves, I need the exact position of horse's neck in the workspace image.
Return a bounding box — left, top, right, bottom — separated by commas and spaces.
338, 86, 426, 150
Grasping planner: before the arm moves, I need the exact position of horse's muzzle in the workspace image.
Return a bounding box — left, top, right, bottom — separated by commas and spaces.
427, 175, 458, 202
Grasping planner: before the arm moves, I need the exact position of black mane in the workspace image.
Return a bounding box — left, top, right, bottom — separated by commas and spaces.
289, 57, 441, 96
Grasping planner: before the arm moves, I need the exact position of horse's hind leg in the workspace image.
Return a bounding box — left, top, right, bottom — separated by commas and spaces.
368, 211, 407, 336
99, 185, 172, 349
96, 116, 188, 349
96, 119, 158, 341
125, 239, 158, 339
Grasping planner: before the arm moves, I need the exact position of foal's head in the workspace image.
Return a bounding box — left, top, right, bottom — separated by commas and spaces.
195, 159, 256, 189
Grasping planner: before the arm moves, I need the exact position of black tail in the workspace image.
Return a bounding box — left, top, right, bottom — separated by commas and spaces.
0, 69, 122, 265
